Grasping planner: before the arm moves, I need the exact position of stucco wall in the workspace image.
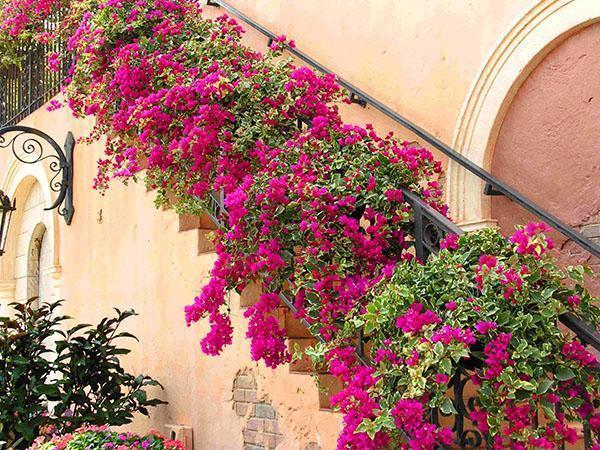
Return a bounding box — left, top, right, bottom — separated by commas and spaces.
212, 0, 536, 156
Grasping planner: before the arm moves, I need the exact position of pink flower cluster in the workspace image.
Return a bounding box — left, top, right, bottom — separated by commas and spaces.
391, 399, 453, 449
395, 303, 441, 334
509, 222, 554, 259
482, 332, 513, 380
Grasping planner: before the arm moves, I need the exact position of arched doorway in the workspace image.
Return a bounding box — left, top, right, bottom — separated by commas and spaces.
449, 0, 600, 229
491, 22, 600, 291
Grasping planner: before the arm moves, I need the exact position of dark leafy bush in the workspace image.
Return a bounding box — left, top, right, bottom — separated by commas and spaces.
0, 299, 165, 449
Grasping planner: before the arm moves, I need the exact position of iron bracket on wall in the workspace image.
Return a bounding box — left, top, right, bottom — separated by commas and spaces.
0, 126, 75, 225
483, 182, 504, 196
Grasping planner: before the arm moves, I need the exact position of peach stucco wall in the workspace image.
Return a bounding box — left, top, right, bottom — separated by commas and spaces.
1, 1, 598, 449
213, 0, 536, 156
491, 22, 600, 287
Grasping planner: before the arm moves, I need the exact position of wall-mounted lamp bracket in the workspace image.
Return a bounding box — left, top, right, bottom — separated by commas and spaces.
0, 126, 75, 225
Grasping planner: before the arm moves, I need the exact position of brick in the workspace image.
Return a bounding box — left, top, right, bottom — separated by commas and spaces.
233, 388, 247, 402
254, 403, 276, 419
235, 374, 257, 389
243, 430, 261, 445
263, 432, 283, 449
263, 419, 279, 434
246, 418, 264, 431
235, 402, 250, 417
244, 389, 258, 403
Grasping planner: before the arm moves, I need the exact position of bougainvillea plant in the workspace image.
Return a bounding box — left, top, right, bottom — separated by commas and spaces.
48, 0, 445, 368
0, 0, 66, 66
311, 225, 599, 448
0, 0, 598, 447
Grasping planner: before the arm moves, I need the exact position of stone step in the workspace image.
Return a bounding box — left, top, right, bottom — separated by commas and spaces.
239, 281, 263, 308
283, 309, 313, 339
197, 229, 216, 255
179, 213, 218, 232
287, 337, 320, 373
317, 374, 343, 411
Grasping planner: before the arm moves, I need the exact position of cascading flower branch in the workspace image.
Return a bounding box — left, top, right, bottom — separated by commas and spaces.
0, 0, 67, 67
320, 225, 599, 449
43, 0, 444, 369
3, 0, 599, 447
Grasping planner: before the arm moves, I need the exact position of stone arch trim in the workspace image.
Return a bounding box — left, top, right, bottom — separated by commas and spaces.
448, 0, 600, 229
26, 222, 47, 301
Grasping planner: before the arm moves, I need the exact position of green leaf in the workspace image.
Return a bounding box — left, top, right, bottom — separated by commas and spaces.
555, 367, 575, 381
536, 379, 553, 395
439, 397, 457, 415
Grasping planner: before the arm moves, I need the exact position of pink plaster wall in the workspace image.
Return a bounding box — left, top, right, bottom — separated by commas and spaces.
491, 22, 600, 290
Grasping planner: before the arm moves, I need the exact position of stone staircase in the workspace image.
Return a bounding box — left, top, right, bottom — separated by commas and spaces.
176, 212, 344, 412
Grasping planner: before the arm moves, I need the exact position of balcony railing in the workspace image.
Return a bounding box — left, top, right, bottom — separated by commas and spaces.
0, 14, 69, 127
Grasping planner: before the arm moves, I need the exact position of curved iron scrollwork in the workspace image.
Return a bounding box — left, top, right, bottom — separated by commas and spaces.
0, 126, 75, 224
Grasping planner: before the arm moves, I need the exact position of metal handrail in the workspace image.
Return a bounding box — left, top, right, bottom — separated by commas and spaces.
205, 0, 600, 260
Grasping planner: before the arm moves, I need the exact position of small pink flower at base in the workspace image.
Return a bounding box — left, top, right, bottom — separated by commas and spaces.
384, 189, 404, 203
406, 349, 420, 366
434, 373, 449, 384
568, 294, 581, 307
244, 293, 290, 368
47, 51, 60, 71
396, 303, 441, 334
391, 399, 454, 449
483, 332, 513, 380
470, 409, 489, 433
444, 301, 457, 311
509, 222, 554, 258
200, 313, 233, 356
46, 99, 63, 111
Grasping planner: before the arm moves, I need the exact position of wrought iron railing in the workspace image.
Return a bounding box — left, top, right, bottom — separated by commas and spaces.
197, 10, 600, 445
0, 10, 69, 127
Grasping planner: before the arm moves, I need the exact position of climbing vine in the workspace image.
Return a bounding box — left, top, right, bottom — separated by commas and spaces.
0, 0, 597, 448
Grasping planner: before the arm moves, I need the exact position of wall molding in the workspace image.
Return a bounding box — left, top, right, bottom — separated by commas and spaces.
448, 0, 600, 227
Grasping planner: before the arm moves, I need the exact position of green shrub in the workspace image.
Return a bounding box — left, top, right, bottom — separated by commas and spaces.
0, 299, 165, 449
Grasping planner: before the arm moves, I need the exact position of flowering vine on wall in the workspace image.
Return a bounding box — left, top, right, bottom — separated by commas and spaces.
0, 0, 598, 448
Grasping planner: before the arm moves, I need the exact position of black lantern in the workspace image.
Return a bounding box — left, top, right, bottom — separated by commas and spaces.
0, 190, 16, 256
